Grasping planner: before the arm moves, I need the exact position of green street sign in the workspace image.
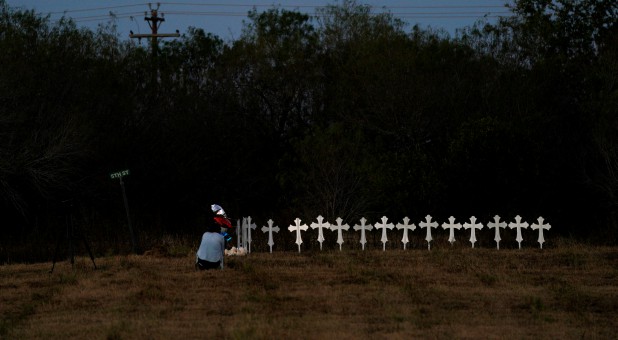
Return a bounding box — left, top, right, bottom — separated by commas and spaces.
110, 169, 130, 179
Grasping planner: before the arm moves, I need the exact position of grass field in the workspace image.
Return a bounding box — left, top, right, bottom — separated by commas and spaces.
1, 243, 617, 339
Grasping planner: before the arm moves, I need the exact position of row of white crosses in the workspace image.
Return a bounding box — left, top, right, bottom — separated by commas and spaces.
284, 215, 551, 252
240, 214, 550, 253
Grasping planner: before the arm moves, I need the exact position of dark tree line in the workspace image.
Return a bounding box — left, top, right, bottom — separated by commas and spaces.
1, 0, 616, 260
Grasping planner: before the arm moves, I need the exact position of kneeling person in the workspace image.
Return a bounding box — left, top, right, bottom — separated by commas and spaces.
196, 224, 225, 270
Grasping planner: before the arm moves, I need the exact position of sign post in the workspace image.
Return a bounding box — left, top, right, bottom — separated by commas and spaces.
110, 169, 137, 253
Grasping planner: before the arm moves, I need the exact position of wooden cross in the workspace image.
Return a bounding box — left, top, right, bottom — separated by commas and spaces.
463, 216, 484, 248
441, 216, 461, 245
288, 218, 308, 253
241, 217, 248, 250
419, 215, 439, 250
530, 216, 551, 249
487, 215, 507, 250
245, 216, 257, 253
353, 217, 373, 250
261, 219, 279, 253
396, 217, 416, 250
374, 216, 394, 251
236, 219, 242, 249
330, 217, 350, 251
508, 215, 528, 249
310, 215, 330, 250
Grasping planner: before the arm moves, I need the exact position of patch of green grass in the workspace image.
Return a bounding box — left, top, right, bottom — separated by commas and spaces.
231, 324, 258, 340
0, 320, 8, 338
310, 252, 337, 268
237, 260, 255, 274
262, 280, 279, 291
552, 281, 593, 313
58, 272, 78, 285
133, 283, 166, 302
117, 256, 140, 269
0, 301, 38, 338
340, 273, 370, 285
476, 272, 498, 286
106, 320, 130, 340
519, 296, 546, 320
557, 251, 587, 268
359, 268, 398, 283
413, 306, 440, 329
168, 244, 193, 257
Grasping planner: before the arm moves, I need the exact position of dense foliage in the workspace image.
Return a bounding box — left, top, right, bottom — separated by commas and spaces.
1, 0, 616, 259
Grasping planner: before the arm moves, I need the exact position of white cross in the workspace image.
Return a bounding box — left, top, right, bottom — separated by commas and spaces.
487, 215, 507, 250
245, 216, 257, 253
463, 216, 484, 248
396, 217, 416, 250
330, 217, 350, 251
241, 217, 248, 250
441, 216, 461, 245
508, 215, 528, 249
374, 216, 394, 251
530, 216, 551, 249
353, 217, 373, 250
261, 219, 280, 253
288, 218, 308, 253
310, 215, 330, 250
419, 215, 439, 250
236, 219, 242, 249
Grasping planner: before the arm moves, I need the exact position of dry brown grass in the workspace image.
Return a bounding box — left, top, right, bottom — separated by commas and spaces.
1, 244, 617, 339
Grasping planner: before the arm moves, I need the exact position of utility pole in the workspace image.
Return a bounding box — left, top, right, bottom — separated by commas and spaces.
129, 3, 179, 57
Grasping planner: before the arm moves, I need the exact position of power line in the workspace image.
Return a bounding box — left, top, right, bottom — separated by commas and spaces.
158, 2, 509, 9
164, 10, 509, 17
67, 13, 508, 25
69, 11, 144, 23
43, 2, 511, 18
47, 3, 148, 15
39, 2, 512, 32
59, 9, 511, 21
